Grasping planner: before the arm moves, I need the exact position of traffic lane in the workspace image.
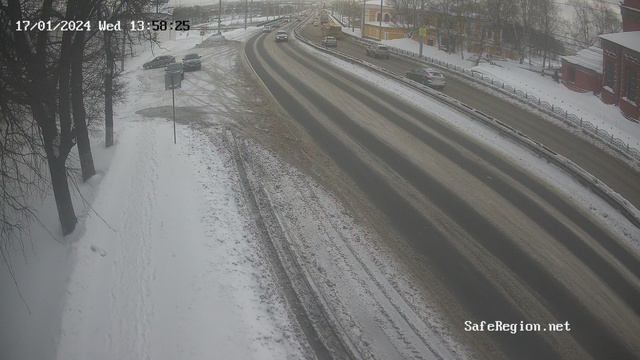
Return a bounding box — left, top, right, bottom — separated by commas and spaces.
300, 25, 640, 209
251, 33, 640, 359
247, 33, 564, 360
273, 36, 640, 358
279, 39, 640, 313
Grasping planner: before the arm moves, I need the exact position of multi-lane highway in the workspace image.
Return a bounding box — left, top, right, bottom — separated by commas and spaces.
299, 24, 640, 210
244, 22, 640, 360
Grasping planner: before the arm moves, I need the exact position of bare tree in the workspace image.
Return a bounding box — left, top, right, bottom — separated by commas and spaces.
2, 0, 80, 235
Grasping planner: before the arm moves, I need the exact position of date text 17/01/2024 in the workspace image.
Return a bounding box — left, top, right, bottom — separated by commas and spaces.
464, 320, 572, 335
14, 20, 190, 32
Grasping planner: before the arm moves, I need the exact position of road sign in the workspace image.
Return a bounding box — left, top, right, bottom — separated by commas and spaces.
165, 71, 182, 90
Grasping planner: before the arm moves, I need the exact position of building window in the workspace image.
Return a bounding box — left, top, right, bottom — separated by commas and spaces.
377, 13, 381, 22
604, 61, 616, 89
626, 69, 637, 103
384, 13, 390, 22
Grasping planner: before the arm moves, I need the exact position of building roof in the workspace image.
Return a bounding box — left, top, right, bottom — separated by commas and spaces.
562, 46, 603, 74
599, 31, 640, 53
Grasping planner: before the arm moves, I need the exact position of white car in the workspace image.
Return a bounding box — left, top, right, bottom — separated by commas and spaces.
321, 36, 337, 48
406, 67, 446, 89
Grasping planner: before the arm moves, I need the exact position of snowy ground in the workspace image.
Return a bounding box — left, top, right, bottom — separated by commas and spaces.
339, 29, 640, 151
2, 27, 312, 360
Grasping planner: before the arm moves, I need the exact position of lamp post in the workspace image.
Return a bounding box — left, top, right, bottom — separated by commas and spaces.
379, 0, 382, 41
361, 0, 365, 38
218, 0, 222, 34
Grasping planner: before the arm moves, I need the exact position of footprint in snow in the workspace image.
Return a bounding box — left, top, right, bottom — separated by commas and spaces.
90, 245, 107, 257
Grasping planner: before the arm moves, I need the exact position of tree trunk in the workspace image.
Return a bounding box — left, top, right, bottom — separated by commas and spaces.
48, 156, 77, 235
476, 29, 486, 66
72, 32, 95, 181
105, 31, 114, 147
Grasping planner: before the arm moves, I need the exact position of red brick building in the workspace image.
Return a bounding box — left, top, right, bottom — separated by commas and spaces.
561, 47, 603, 93
599, 32, 640, 120
622, 0, 640, 32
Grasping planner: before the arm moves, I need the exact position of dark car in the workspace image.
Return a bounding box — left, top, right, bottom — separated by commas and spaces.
182, 53, 201, 71
143, 55, 175, 69
405, 67, 446, 89
275, 30, 288, 42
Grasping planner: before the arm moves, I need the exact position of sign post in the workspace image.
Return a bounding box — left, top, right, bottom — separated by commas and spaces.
165, 71, 182, 144
419, 26, 426, 58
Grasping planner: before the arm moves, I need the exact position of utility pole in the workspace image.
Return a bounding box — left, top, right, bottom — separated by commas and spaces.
121, 0, 127, 71
172, 85, 176, 144
244, 0, 247, 30
418, 0, 423, 57
379, 0, 383, 41
361, 0, 366, 38
218, 0, 222, 34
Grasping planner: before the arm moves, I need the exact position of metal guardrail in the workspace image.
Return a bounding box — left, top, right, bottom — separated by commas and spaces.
337, 31, 640, 164
291, 22, 640, 228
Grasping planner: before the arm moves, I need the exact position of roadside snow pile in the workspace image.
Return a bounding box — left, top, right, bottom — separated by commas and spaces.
472, 60, 640, 150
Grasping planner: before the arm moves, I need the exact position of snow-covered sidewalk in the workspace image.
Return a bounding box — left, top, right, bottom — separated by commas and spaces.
56, 118, 305, 360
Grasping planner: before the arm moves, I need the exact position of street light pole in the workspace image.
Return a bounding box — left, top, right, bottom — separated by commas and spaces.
361, 0, 365, 38
218, 0, 222, 34
379, 0, 382, 41
244, 0, 247, 30
172, 86, 176, 144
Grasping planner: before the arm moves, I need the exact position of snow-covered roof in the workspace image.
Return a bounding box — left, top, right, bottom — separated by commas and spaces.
599, 31, 640, 53
562, 46, 603, 74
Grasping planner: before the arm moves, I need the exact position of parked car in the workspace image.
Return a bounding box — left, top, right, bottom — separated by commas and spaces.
405, 67, 446, 89
366, 44, 390, 59
182, 53, 201, 71
263, 25, 272, 33
143, 55, 175, 69
321, 36, 337, 48
275, 30, 288, 42
165, 63, 184, 79
313, 21, 319, 26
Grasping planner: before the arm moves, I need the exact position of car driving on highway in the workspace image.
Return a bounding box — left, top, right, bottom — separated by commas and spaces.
321, 36, 337, 48
262, 25, 272, 33
143, 55, 175, 70
275, 30, 288, 42
366, 44, 390, 59
405, 67, 446, 89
